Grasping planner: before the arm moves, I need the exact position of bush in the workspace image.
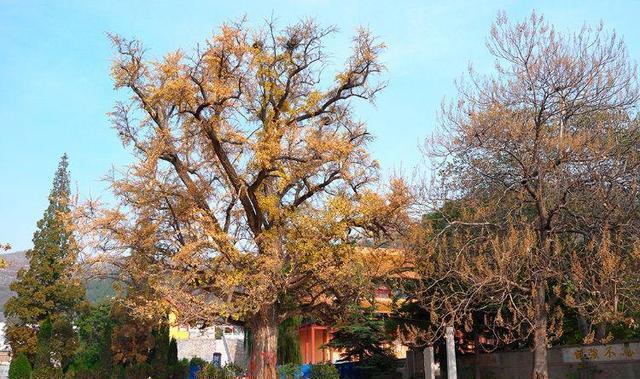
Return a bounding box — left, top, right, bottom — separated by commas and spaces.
66, 365, 113, 379
8, 352, 32, 379
123, 362, 152, 379
198, 363, 243, 379
278, 363, 302, 379
359, 351, 397, 374
32, 365, 63, 379
73, 302, 113, 379
309, 363, 339, 379
224, 362, 243, 376
170, 358, 190, 379
150, 324, 170, 378
190, 356, 207, 368
199, 364, 230, 379
111, 365, 126, 379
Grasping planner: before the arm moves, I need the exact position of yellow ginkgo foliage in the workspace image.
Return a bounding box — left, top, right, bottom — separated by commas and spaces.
88, 19, 410, 379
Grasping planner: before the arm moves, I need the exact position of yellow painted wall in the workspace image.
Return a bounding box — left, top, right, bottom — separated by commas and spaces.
169, 312, 190, 340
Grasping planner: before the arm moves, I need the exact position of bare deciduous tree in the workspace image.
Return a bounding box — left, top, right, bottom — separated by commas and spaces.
411, 11, 640, 379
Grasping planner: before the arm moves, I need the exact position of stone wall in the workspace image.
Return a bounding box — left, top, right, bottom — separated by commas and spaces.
176, 326, 247, 368
404, 341, 640, 379
456, 341, 640, 379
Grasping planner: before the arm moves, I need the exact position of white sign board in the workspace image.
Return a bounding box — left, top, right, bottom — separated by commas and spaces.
563, 342, 640, 362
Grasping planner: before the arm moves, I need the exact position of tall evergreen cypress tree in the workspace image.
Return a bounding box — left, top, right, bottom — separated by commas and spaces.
73, 302, 114, 378
4, 154, 86, 361
150, 321, 170, 379
32, 318, 63, 379
168, 337, 178, 366
7, 352, 31, 379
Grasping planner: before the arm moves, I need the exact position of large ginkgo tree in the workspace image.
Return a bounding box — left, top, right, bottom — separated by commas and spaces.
93, 19, 409, 378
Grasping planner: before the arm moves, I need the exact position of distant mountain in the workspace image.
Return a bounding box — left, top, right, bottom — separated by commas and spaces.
85, 276, 116, 303
0, 250, 117, 321
0, 250, 28, 322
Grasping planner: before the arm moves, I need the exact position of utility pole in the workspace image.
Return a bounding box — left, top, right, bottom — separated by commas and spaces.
445, 326, 457, 379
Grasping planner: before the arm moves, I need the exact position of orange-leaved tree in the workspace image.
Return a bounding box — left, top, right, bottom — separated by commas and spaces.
90, 19, 409, 378
413, 11, 640, 379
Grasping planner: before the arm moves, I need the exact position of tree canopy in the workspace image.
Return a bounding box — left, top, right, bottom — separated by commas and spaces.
86, 18, 410, 379
408, 11, 640, 379
4, 154, 86, 361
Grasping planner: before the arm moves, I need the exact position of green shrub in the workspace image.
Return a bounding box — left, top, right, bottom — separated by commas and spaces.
278, 363, 302, 379
73, 302, 113, 379
65, 364, 113, 379
190, 356, 207, 368
169, 358, 190, 379
32, 365, 63, 379
168, 338, 178, 366
123, 362, 152, 379
359, 351, 397, 374
224, 362, 243, 376
198, 363, 243, 379
111, 365, 125, 379
8, 352, 32, 379
309, 363, 339, 379
150, 324, 171, 378
199, 363, 231, 379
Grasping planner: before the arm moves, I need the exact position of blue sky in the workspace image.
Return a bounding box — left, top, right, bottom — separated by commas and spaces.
1, 0, 639, 251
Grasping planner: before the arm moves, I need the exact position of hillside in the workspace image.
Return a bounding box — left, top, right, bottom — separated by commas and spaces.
0, 250, 28, 322
0, 251, 116, 321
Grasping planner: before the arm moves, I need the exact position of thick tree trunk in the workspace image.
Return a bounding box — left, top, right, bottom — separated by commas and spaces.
474, 331, 481, 379
577, 313, 590, 337
248, 306, 278, 379
532, 283, 548, 379
595, 322, 607, 343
